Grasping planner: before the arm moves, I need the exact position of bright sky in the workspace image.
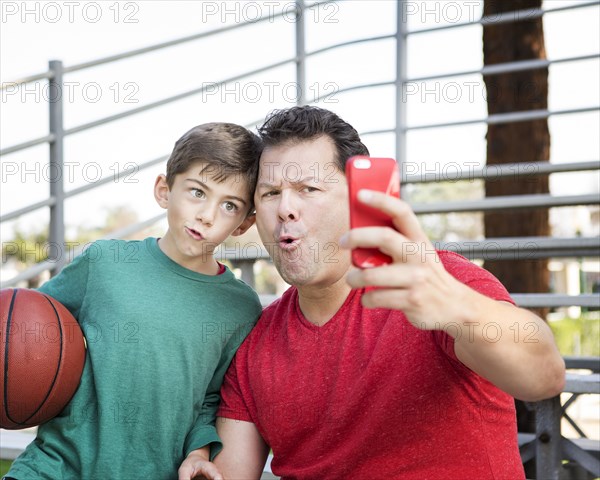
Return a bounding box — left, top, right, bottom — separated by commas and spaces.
1, 0, 599, 243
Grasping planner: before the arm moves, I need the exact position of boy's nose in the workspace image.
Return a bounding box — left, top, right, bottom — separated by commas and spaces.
196, 204, 217, 226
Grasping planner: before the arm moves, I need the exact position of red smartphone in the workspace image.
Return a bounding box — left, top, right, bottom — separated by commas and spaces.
346, 156, 400, 269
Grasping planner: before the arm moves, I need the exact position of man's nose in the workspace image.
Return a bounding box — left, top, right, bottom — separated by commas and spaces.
277, 190, 299, 222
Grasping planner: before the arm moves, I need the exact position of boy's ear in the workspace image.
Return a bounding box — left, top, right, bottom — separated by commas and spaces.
231, 213, 256, 237
154, 174, 169, 209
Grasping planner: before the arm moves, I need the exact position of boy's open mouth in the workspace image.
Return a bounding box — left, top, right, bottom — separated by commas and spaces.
185, 226, 205, 241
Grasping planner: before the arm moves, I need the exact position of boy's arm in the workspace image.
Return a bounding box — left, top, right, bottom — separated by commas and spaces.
183, 322, 256, 461
37, 245, 91, 317
179, 420, 268, 480
178, 446, 223, 480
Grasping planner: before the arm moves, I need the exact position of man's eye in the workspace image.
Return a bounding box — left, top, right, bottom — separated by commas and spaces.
303, 186, 319, 193
263, 190, 280, 197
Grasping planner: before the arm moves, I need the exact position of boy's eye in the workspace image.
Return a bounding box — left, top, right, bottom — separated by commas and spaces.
191, 188, 206, 198
224, 202, 239, 212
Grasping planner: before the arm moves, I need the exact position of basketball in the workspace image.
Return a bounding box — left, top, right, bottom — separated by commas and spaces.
0, 288, 86, 430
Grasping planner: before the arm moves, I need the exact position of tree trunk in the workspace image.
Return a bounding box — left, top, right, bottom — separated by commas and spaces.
482, 0, 550, 319
483, 2, 551, 477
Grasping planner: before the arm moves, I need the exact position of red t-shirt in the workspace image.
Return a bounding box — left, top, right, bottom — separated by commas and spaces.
218, 251, 525, 479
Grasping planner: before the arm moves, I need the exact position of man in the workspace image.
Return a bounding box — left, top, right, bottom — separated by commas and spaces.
180, 106, 565, 480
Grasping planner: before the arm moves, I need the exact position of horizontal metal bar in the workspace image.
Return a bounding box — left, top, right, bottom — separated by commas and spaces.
360, 128, 395, 137
62, 0, 330, 73
215, 245, 271, 262
307, 34, 395, 57
564, 373, 600, 394
562, 438, 600, 476
564, 356, 600, 372
407, 54, 600, 83
407, 1, 599, 36
262, 293, 600, 310
63, 3, 311, 74
64, 57, 295, 136
403, 160, 600, 184
63, 155, 168, 199
1, 0, 337, 85
258, 294, 280, 307
0, 214, 166, 289
0, 198, 56, 223
412, 193, 599, 214
0, 71, 54, 90
406, 106, 600, 131
511, 294, 600, 308
313, 80, 394, 103
0, 134, 54, 157
99, 213, 166, 241
435, 236, 600, 260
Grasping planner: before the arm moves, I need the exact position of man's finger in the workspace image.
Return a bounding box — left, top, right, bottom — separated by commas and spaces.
347, 264, 415, 289
357, 189, 430, 244
340, 227, 438, 265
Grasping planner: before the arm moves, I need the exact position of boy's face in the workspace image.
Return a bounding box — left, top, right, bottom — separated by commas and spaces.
154, 163, 254, 272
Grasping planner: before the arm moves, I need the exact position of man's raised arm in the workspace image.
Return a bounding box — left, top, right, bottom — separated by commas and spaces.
341, 189, 566, 402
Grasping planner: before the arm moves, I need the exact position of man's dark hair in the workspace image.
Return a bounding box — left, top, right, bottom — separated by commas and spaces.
166, 123, 262, 206
258, 106, 369, 171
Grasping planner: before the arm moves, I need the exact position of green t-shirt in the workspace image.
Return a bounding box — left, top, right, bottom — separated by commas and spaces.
8, 238, 261, 480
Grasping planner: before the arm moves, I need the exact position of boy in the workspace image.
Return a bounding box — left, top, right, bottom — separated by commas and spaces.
6, 123, 262, 480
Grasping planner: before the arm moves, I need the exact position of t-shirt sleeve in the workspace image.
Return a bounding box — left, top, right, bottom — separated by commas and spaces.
37, 246, 92, 319
217, 346, 254, 424
432, 251, 515, 362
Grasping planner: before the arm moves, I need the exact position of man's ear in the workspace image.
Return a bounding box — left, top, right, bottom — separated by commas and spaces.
231, 213, 256, 237
154, 174, 170, 209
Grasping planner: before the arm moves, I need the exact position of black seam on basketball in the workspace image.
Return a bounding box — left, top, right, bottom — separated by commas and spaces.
3, 289, 19, 425
20, 294, 64, 425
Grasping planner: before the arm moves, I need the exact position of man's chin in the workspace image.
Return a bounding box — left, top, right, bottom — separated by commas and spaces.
275, 260, 315, 287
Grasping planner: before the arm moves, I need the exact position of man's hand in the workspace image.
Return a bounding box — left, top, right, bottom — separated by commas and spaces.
178, 447, 223, 480
340, 189, 467, 330
339, 189, 565, 401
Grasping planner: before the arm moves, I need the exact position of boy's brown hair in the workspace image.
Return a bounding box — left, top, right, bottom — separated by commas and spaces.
166, 123, 262, 208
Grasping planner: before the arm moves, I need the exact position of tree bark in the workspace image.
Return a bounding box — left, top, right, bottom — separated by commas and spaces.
483, 3, 552, 476
483, 0, 550, 320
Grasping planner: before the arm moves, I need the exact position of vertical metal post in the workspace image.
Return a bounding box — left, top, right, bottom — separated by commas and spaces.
535, 396, 562, 479
48, 60, 65, 275
295, 0, 306, 105
238, 260, 255, 289
395, 0, 408, 171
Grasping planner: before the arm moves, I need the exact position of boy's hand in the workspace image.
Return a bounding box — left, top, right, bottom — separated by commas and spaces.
178, 447, 224, 480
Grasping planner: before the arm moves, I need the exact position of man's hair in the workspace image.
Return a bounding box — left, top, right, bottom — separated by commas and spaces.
257, 106, 369, 171
166, 123, 262, 203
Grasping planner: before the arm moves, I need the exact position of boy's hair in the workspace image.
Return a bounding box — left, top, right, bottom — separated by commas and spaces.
257, 106, 369, 172
166, 123, 262, 205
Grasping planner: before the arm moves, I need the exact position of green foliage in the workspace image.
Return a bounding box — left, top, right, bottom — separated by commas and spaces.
549, 313, 600, 357
0, 459, 12, 476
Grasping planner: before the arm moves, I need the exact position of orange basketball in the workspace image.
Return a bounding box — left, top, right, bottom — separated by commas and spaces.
0, 288, 86, 429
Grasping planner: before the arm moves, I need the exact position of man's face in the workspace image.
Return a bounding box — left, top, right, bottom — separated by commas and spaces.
254, 136, 351, 287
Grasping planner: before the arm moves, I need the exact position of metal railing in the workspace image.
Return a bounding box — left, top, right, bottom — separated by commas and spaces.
1, 1, 599, 478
